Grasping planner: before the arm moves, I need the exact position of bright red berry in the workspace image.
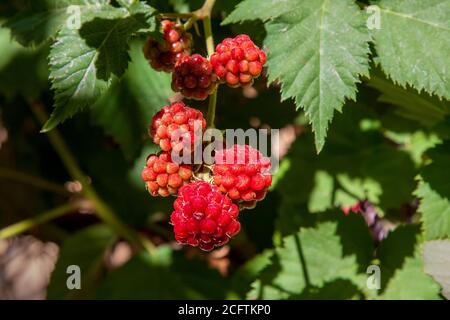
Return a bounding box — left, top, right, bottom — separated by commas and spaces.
141, 152, 193, 197
150, 101, 206, 153
143, 20, 192, 72
342, 202, 362, 215
170, 181, 240, 251
212, 144, 272, 203
172, 54, 218, 100
210, 34, 266, 87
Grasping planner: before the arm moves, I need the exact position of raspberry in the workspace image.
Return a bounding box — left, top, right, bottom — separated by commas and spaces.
141, 152, 193, 197
170, 181, 241, 251
342, 202, 362, 215
212, 144, 272, 203
172, 54, 218, 100
150, 101, 206, 153
210, 34, 266, 87
143, 20, 192, 72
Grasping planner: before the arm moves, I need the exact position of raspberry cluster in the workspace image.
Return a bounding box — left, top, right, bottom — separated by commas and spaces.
142, 28, 271, 252
210, 34, 266, 87
172, 54, 218, 100
145, 22, 266, 99
150, 101, 206, 153
141, 152, 193, 197
143, 20, 192, 72
170, 181, 241, 251
213, 144, 272, 203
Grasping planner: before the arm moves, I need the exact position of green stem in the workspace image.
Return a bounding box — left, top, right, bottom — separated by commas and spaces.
195, 0, 216, 20
0, 167, 69, 196
0, 204, 74, 239
200, 0, 218, 129
206, 91, 217, 128
30, 103, 156, 254
160, 12, 194, 19
202, 11, 215, 56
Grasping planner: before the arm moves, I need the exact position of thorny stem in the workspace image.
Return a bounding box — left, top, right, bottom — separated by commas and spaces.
0, 204, 74, 239
30, 103, 156, 255
0, 167, 69, 196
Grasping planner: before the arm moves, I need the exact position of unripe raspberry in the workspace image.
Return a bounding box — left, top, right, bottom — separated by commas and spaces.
210, 34, 266, 87
143, 20, 192, 72
172, 54, 218, 100
170, 181, 240, 251
150, 101, 206, 153
212, 144, 272, 203
141, 152, 193, 197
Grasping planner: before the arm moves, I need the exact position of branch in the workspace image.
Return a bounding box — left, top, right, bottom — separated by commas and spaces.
0, 167, 69, 196
0, 204, 74, 239
200, 0, 218, 128
30, 102, 156, 254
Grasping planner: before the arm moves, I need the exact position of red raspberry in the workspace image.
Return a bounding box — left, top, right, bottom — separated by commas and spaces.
150, 101, 206, 153
141, 152, 193, 197
212, 144, 272, 203
170, 181, 241, 251
210, 34, 266, 87
143, 20, 192, 72
342, 202, 362, 215
172, 54, 218, 100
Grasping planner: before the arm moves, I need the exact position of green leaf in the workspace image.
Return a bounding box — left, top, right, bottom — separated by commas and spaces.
372, 0, 450, 99
231, 250, 273, 298
290, 279, 362, 299
78, 13, 150, 79
415, 142, 450, 239
0, 27, 49, 99
377, 224, 441, 299
248, 221, 362, 299
91, 40, 171, 158
43, 4, 157, 132
96, 246, 228, 299
382, 257, 441, 299
368, 69, 450, 128
4, 0, 109, 47
222, 0, 294, 25
377, 224, 421, 290
264, 0, 370, 152
423, 240, 450, 299
47, 224, 116, 299
274, 104, 416, 213
308, 171, 334, 213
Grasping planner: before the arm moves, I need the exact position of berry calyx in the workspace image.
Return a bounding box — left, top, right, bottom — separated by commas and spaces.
170, 181, 241, 251
143, 20, 192, 72
172, 54, 218, 100
210, 34, 266, 87
212, 144, 272, 203
141, 152, 193, 197
150, 101, 206, 153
